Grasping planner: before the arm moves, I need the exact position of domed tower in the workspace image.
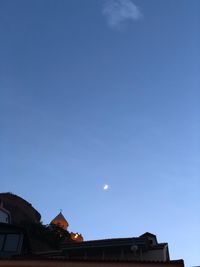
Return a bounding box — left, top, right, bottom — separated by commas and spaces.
50, 212, 69, 230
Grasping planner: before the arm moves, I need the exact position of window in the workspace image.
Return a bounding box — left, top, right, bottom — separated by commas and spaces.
4, 234, 20, 252
0, 234, 5, 251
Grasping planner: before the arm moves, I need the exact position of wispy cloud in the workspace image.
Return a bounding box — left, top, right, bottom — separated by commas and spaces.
102, 0, 142, 30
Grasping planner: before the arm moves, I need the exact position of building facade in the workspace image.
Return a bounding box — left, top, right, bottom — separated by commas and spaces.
0, 259, 185, 267
61, 232, 169, 262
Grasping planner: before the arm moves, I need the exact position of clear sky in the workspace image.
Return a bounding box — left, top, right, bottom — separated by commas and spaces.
0, 0, 199, 266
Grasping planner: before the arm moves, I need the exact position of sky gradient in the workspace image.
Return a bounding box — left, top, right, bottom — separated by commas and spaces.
0, 1, 200, 266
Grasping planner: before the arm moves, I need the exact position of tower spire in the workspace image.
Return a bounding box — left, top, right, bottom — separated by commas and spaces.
50, 211, 69, 230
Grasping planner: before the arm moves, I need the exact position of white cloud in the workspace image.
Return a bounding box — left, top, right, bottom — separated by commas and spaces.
102, 0, 142, 30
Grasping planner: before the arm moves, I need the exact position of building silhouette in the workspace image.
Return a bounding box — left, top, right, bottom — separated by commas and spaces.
0, 193, 184, 266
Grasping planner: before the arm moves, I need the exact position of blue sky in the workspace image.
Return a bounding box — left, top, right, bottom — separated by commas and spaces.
0, 0, 199, 265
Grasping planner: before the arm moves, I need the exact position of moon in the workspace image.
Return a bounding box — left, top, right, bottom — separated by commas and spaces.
103, 184, 109, 191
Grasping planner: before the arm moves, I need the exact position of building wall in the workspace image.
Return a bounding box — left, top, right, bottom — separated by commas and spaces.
0, 260, 184, 267
63, 246, 167, 262
142, 249, 165, 261
0, 210, 9, 223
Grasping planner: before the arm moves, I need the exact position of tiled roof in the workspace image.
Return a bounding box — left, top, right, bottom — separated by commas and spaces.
61, 236, 148, 249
